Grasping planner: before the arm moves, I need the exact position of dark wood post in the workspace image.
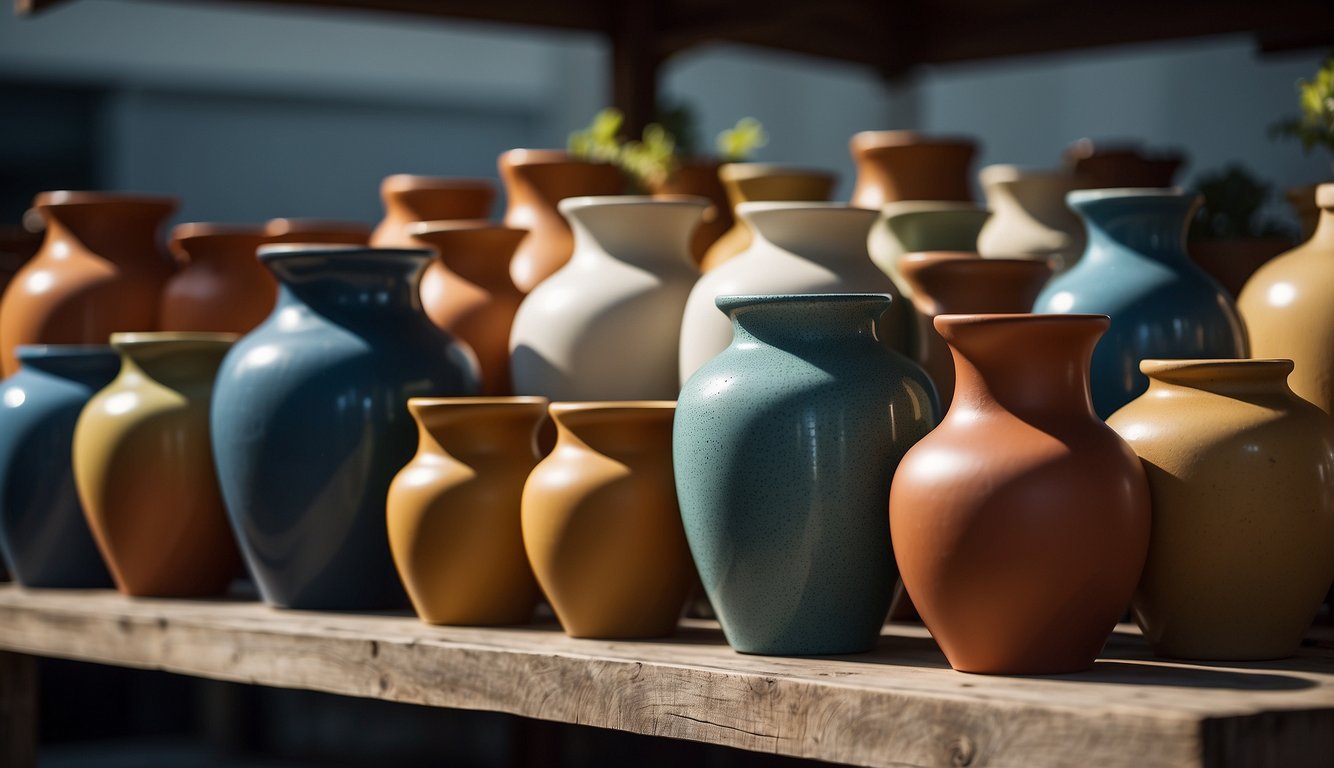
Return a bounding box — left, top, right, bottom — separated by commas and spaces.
609, 0, 661, 137
0, 652, 37, 768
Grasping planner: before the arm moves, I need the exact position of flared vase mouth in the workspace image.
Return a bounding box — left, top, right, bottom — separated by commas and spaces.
33, 190, 178, 211
1140, 358, 1294, 383
1066, 187, 1186, 205
850, 130, 975, 151
257, 244, 431, 265
899, 251, 980, 267
407, 220, 523, 238
1315, 183, 1334, 209
171, 222, 269, 241
979, 164, 1078, 185
381, 174, 493, 193
408, 396, 549, 410
110, 332, 239, 349
718, 163, 836, 182
263, 218, 372, 240
716, 292, 893, 315
934, 312, 1109, 334
549, 401, 677, 417
500, 148, 613, 168
881, 200, 987, 216
558, 195, 711, 215
16, 344, 118, 361
736, 201, 875, 218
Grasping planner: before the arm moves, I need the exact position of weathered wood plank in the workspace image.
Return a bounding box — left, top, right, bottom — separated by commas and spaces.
0, 651, 37, 768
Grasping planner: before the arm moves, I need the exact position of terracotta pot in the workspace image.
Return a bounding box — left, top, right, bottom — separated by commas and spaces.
159, 223, 276, 334
699, 163, 837, 272
1107, 359, 1334, 660
868, 201, 990, 298
1062, 140, 1185, 189
977, 165, 1086, 271
849, 130, 977, 209
73, 332, 241, 597
369, 174, 496, 248
407, 221, 527, 396
387, 397, 547, 625
264, 218, 371, 245
651, 159, 732, 265
890, 314, 1150, 674
499, 149, 624, 293
1189, 238, 1292, 298
522, 401, 692, 638
0, 191, 177, 376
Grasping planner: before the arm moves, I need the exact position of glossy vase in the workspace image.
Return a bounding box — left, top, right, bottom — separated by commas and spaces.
73, 333, 240, 597
890, 314, 1150, 674
387, 397, 546, 625
652, 159, 732, 265
0, 346, 119, 588
159, 223, 276, 334
680, 202, 908, 383
264, 218, 371, 245
699, 164, 837, 272
1108, 359, 1334, 660
369, 174, 495, 247
849, 131, 976, 209
1034, 189, 1248, 418
675, 294, 937, 655
977, 165, 1086, 271
523, 402, 692, 638
510, 196, 704, 401
1238, 183, 1334, 415
499, 149, 624, 293
0, 191, 177, 376
408, 222, 527, 396
868, 201, 990, 298
211, 245, 480, 610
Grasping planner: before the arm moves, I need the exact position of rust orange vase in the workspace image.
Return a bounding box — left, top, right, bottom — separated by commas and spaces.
264, 218, 371, 245
849, 131, 977, 208
159, 223, 276, 334
369, 174, 496, 247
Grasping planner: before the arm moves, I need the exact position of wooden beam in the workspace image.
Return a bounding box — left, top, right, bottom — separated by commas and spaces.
0, 652, 36, 768
610, 1, 661, 138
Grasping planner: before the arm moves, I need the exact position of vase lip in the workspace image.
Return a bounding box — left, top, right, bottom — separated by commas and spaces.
1317, 183, 1334, 208
899, 250, 979, 265
934, 312, 1109, 332
33, 190, 178, 211
1140, 358, 1294, 379
171, 222, 270, 241
16, 344, 118, 361
979, 164, 1080, 185
549, 400, 676, 415
381, 174, 493, 193
718, 163, 837, 182
716, 292, 893, 314
407, 395, 549, 410
737, 201, 876, 217
110, 332, 239, 349
263, 218, 372, 240
558, 195, 711, 214
850, 129, 975, 150
407, 219, 526, 238
257, 244, 431, 264
500, 148, 614, 168
1066, 187, 1187, 205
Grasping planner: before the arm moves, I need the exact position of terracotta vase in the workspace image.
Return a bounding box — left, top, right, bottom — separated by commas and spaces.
1062, 140, 1185, 189
1238, 184, 1334, 415
651, 159, 732, 265
849, 130, 977, 209
369, 174, 496, 248
522, 401, 692, 638
387, 397, 547, 625
0, 191, 177, 376
1189, 238, 1293, 299
73, 332, 241, 597
699, 164, 837, 272
868, 201, 990, 297
264, 218, 371, 245
898, 252, 1052, 412
977, 165, 1086, 271
1107, 359, 1334, 660
407, 221, 527, 396
159, 223, 276, 334
890, 314, 1150, 674
499, 149, 624, 293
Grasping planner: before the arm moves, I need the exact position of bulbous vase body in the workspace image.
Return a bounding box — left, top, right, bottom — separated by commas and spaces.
977, 165, 1086, 271
849, 130, 977, 209
159, 223, 276, 334
369, 174, 496, 248
867, 202, 990, 298
699, 164, 837, 272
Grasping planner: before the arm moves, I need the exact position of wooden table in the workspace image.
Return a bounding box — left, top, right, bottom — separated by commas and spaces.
0, 585, 1331, 767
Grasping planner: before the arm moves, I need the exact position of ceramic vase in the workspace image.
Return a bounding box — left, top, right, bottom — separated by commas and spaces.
369, 174, 496, 248
652, 159, 732, 265
510, 196, 704, 401
867, 202, 990, 299
264, 218, 372, 245
387, 397, 546, 625
211, 245, 480, 610
1238, 183, 1334, 416
849, 131, 977, 210
977, 165, 1086, 271
0, 346, 119, 588
523, 401, 692, 638
408, 222, 527, 396
73, 333, 240, 597
0, 191, 177, 376
680, 202, 908, 383
1107, 359, 1334, 660
1062, 141, 1184, 189
1033, 189, 1248, 418
1189, 239, 1292, 299
890, 314, 1150, 674
675, 294, 937, 655
499, 149, 624, 293
159, 223, 276, 334
699, 164, 837, 272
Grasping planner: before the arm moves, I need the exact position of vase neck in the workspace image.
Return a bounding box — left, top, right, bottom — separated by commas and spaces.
1070, 191, 1196, 265
551, 403, 674, 461
410, 398, 547, 460
263, 247, 430, 325
562, 198, 704, 271
724, 294, 891, 350
171, 231, 268, 269
15, 346, 121, 387
39, 196, 175, 272
112, 335, 233, 393
1141, 359, 1297, 402
740, 205, 878, 269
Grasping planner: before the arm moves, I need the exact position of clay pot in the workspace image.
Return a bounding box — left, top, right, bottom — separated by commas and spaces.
890, 314, 1150, 674
499, 149, 624, 293
408, 221, 527, 396
849, 131, 977, 209
868, 201, 991, 297
0, 191, 177, 376
522, 401, 692, 638
1062, 140, 1185, 189
387, 397, 547, 625
977, 165, 1086, 271
264, 218, 371, 245
73, 332, 241, 597
1189, 238, 1293, 298
159, 223, 276, 334
699, 164, 837, 272
1107, 359, 1334, 660
651, 159, 732, 265
369, 174, 496, 248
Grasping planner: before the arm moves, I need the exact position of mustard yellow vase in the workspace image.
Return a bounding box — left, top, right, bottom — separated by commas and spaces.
386, 397, 547, 625
521, 401, 694, 638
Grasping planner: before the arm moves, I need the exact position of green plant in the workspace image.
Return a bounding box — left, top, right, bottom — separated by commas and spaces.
1188, 164, 1293, 241
716, 118, 768, 162
567, 108, 766, 190
1271, 55, 1334, 156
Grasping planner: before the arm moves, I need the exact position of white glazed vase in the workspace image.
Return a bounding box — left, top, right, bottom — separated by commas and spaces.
510, 195, 705, 401
977, 165, 1086, 271
679, 202, 908, 383
867, 201, 990, 298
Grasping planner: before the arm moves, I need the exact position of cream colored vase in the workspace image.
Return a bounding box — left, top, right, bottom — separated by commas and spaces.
867, 201, 990, 298
977, 165, 1086, 271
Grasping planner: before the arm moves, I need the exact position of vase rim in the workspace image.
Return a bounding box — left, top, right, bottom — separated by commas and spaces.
1066, 187, 1186, 204
880, 200, 987, 216
263, 218, 371, 238
407, 220, 525, 237
549, 401, 676, 414
935, 312, 1109, 330
850, 129, 975, 150
257, 244, 431, 263
1140, 358, 1294, 379
737, 201, 875, 217
716, 292, 893, 314
979, 164, 1081, 184
171, 222, 270, 241
408, 396, 549, 409
558, 195, 711, 214
500, 148, 614, 168
33, 190, 178, 210
718, 163, 837, 182
1316, 183, 1334, 208
16, 344, 117, 360
381, 174, 493, 193
110, 332, 239, 348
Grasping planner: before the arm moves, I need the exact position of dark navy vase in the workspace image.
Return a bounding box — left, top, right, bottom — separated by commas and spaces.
1034, 189, 1249, 417
0, 346, 119, 587
211, 246, 480, 610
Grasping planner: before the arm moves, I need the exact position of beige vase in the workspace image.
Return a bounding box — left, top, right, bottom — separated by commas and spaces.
699, 164, 837, 272
977, 165, 1086, 271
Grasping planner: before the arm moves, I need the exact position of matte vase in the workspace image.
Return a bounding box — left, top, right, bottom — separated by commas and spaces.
369, 174, 495, 247
977, 165, 1086, 271
264, 218, 371, 245
867, 201, 990, 298
159, 223, 276, 334
699, 163, 837, 272
849, 131, 977, 209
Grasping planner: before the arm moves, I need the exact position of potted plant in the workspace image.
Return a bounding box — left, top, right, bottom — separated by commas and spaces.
1271, 55, 1334, 237
1188, 164, 1296, 297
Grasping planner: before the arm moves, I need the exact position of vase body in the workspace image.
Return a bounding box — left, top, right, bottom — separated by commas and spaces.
1189, 238, 1291, 299
867, 201, 990, 298
0, 191, 177, 376
699, 164, 837, 272
977, 165, 1086, 271
676, 294, 937, 655
890, 314, 1150, 674
1034, 189, 1248, 418
159, 223, 276, 334
1107, 359, 1334, 660
499, 149, 624, 293
523, 402, 692, 638
849, 131, 976, 210
264, 218, 371, 245
212, 245, 481, 610
511, 196, 704, 401
0, 346, 119, 588
369, 175, 496, 247
1238, 184, 1334, 416
652, 159, 732, 265
387, 397, 546, 625
73, 333, 240, 597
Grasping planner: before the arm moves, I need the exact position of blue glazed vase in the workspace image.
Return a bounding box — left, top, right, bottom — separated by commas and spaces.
0, 346, 119, 587
1034, 189, 1248, 417
674, 293, 938, 655
211, 245, 480, 610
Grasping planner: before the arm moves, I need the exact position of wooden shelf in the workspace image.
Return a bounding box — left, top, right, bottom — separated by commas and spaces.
1, 585, 1332, 767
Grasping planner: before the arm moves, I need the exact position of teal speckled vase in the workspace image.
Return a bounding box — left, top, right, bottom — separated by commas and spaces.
674, 293, 938, 655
